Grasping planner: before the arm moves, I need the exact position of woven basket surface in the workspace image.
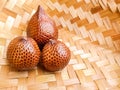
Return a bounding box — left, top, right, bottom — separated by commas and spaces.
0, 0, 120, 90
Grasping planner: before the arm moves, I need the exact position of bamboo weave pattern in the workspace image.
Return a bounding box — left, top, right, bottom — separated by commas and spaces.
0, 0, 120, 90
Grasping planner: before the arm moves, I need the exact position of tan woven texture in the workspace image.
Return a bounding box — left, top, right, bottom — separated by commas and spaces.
0, 0, 120, 90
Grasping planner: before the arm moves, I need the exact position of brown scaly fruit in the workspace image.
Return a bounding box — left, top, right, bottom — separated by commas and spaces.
27, 5, 58, 50
41, 39, 71, 71
7, 36, 41, 70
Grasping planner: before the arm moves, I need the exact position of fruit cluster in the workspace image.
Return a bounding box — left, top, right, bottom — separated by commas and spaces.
7, 6, 71, 72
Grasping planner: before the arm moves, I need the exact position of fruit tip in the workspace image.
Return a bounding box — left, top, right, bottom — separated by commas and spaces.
49, 39, 56, 45
18, 36, 28, 42
37, 5, 45, 15
37, 5, 41, 10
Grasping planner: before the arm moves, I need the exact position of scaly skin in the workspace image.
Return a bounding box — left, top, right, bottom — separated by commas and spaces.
7, 36, 41, 70
42, 39, 71, 72
27, 6, 58, 50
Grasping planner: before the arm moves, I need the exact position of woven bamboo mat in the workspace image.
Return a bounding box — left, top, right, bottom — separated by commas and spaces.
0, 0, 120, 90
